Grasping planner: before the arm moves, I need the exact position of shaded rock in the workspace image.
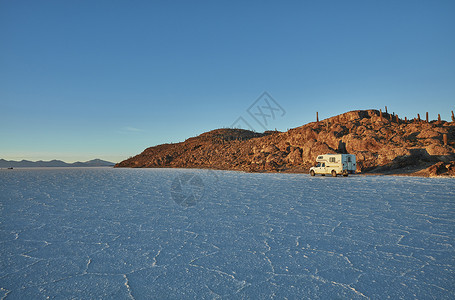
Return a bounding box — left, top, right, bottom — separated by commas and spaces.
286, 148, 303, 164
417, 161, 455, 177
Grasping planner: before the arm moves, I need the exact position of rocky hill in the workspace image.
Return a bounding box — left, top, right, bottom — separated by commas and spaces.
115, 110, 455, 176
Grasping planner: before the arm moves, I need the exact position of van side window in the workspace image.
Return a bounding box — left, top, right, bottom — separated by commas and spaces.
329, 157, 335, 163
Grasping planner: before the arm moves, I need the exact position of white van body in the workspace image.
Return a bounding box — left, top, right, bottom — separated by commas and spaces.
309, 154, 356, 177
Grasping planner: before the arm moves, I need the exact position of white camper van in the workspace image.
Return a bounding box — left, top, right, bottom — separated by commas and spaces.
309, 154, 356, 177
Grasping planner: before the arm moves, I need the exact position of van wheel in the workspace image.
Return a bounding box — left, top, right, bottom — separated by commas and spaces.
310, 170, 315, 176
331, 170, 337, 177
342, 170, 348, 177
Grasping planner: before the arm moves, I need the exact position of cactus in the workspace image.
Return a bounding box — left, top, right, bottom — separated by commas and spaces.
443, 133, 448, 146
417, 114, 421, 122
426, 112, 429, 123
385, 106, 388, 113
452, 111, 454, 122
396, 114, 399, 124
438, 114, 441, 122
405, 116, 407, 122
316, 112, 319, 123
379, 109, 383, 119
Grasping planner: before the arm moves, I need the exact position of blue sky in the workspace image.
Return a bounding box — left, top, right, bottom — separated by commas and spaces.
1, 0, 454, 163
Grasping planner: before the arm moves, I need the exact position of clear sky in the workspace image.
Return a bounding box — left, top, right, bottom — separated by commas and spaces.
1, 0, 454, 163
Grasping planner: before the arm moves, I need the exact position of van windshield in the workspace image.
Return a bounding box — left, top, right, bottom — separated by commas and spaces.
316, 162, 321, 167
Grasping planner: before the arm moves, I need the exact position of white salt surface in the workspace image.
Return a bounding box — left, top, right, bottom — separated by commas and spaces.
1, 168, 454, 299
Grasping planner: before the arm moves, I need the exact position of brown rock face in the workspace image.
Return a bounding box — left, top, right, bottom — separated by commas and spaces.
415, 161, 455, 177
116, 110, 455, 176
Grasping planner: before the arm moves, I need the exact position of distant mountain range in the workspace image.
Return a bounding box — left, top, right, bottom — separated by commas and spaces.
0, 159, 115, 168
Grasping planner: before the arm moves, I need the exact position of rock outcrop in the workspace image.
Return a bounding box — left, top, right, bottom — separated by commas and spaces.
116, 110, 455, 176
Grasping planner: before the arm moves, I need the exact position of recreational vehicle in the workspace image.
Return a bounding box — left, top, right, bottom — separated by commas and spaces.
309, 154, 356, 177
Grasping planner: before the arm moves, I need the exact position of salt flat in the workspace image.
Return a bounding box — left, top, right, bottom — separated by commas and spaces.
1, 168, 454, 299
